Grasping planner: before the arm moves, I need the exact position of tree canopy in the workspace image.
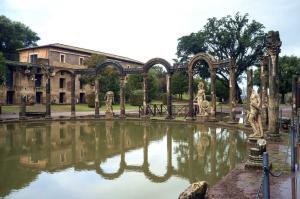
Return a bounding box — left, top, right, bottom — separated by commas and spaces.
0, 15, 40, 60
176, 12, 266, 100
0, 52, 6, 85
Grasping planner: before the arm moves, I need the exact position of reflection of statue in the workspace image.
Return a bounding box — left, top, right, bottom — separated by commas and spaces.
195, 126, 209, 158
194, 82, 209, 116
105, 91, 114, 113
247, 91, 263, 138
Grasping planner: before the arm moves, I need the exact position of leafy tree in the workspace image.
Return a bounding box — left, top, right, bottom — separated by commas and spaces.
0, 15, 40, 60
99, 67, 120, 102
171, 71, 188, 99
253, 56, 300, 103
176, 12, 265, 102
0, 52, 6, 85
126, 70, 159, 102
83, 54, 106, 68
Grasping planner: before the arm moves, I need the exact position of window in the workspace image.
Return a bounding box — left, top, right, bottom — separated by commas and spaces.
60, 54, 65, 63
79, 57, 84, 65
30, 54, 38, 64
59, 78, 65, 89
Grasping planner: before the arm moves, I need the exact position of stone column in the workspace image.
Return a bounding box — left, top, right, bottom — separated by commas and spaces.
143, 125, 149, 167
266, 31, 281, 140
95, 79, 100, 118
229, 60, 237, 123
210, 68, 217, 118
166, 73, 173, 119
260, 57, 269, 128
19, 95, 26, 119
245, 69, 253, 125
71, 74, 76, 118
45, 77, 51, 118
143, 73, 149, 116
119, 76, 126, 118
187, 70, 194, 120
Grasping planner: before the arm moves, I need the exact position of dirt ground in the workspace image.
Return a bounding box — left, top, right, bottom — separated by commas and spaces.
207, 136, 299, 199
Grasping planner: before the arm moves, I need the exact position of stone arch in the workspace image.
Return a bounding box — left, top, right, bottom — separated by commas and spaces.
186, 53, 218, 119
96, 60, 124, 76
143, 58, 172, 74
188, 53, 217, 72
55, 69, 74, 75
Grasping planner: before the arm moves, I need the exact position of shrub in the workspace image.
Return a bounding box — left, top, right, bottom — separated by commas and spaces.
129, 90, 144, 106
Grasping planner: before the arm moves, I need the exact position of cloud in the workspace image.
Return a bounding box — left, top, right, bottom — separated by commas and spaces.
2, 0, 300, 63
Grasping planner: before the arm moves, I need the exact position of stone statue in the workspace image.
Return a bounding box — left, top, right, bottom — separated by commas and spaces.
247, 91, 263, 138
105, 91, 114, 113
195, 82, 209, 116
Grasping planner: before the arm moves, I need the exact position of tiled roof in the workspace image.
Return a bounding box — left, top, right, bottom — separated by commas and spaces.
17, 43, 144, 65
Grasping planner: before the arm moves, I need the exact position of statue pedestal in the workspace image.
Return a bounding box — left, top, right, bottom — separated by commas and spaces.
105, 111, 114, 119
196, 115, 209, 123
245, 139, 267, 169
247, 136, 262, 145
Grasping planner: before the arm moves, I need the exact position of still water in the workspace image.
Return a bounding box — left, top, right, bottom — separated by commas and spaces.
0, 121, 247, 199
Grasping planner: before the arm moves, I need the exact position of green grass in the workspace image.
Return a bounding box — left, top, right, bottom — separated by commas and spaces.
2, 104, 139, 113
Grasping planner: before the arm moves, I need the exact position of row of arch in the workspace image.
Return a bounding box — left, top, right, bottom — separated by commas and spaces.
17, 53, 234, 120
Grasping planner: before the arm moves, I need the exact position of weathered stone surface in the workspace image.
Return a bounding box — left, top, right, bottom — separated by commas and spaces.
178, 181, 208, 199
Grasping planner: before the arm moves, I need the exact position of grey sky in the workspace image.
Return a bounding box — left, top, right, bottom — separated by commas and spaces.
1, 0, 299, 63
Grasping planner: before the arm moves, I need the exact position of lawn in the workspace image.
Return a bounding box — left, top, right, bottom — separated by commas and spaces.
2, 104, 139, 113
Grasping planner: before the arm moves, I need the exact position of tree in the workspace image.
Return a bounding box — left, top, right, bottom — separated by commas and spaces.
83, 54, 106, 68
176, 12, 265, 102
253, 56, 300, 103
99, 67, 120, 102
0, 52, 6, 85
0, 15, 40, 60
171, 71, 188, 99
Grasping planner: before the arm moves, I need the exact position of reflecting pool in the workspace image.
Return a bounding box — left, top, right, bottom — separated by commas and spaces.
0, 121, 248, 199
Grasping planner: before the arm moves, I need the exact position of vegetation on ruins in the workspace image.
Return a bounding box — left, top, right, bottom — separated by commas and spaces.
0, 15, 40, 60
254, 55, 300, 103
176, 12, 265, 102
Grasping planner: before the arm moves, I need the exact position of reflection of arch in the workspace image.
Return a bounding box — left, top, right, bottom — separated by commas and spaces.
95, 159, 125, 180
96, 60, 124, 76
143, 58, 172, 74
143, 166, 173, 183
188, 53, 217, 71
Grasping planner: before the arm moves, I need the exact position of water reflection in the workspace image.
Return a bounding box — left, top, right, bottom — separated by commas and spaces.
0, 121, 247, 198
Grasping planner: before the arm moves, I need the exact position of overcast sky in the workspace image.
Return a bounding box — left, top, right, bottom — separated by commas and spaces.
1, 0, 300, 63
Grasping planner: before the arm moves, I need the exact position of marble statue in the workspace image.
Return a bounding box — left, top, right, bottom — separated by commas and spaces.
247, 91, 263, 138
105, 91, 114, 113
195, 82, 209, 116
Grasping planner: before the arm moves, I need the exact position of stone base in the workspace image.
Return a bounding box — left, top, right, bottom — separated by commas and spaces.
165, 115, 174, 120
105, 112, 114, 119
178, 181, 208, 199
141, 115, 150, 120
185, 116, 195, 121
247, 137, 260, 145
227, 119, 238, 124
266, 132, 281, 142
119, 114, 126, 119
207, 116, 218, 122
196, 115, 209, 123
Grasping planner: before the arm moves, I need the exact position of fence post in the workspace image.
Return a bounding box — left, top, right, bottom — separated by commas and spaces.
263, 152, 270, 199
291, 126, 296, 172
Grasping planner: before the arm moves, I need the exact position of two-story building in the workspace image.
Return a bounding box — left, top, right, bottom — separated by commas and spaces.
4, 43, 144, 105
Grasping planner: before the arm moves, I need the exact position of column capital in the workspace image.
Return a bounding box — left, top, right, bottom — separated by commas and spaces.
266, 31, 281, 56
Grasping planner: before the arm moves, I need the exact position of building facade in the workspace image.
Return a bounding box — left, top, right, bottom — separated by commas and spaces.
4, 43, 143, 105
